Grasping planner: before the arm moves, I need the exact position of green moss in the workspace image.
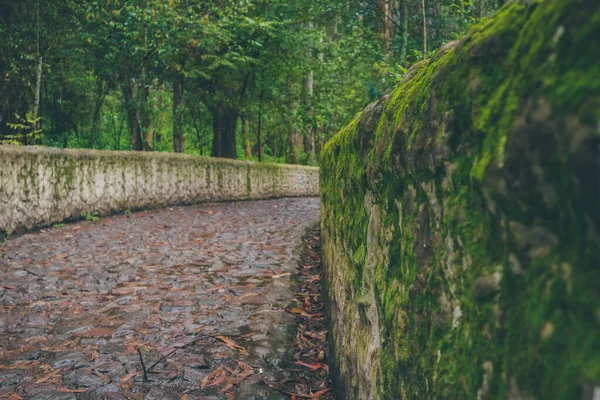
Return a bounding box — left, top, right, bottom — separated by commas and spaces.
320, 0, 600, 398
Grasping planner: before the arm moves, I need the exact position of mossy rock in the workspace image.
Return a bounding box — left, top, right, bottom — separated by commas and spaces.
320, 0, 600, 398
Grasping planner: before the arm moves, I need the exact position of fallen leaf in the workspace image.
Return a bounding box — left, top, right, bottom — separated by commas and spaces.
58, 387, 87, 393
78, 327, 114, 337
206, 374, 226, 388
310, 388, 331, 398
206, 285, 225, 293
36, 369, 61, 384
216, 336, 249, 355
289, 308, 321, 318
201, 367, 225, 390
119, 371, 141, 384
271, 272, 291, 278
295, 360, 328, 372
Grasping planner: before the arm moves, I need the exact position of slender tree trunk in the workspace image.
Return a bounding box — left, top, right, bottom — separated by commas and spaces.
140, 68, 153, 151
210, 105, 238, 159
400, 0, 408, 65
122, 80, 143, 151
257, 90, 264, 162
304, 71, 316, 165
157, 83, 166, 144
382, 0, 392, 54
90, 77, 109, 149
241, 112, 252, 159
32, 55, 43, 138
287, 100, 302, 164
421, 0, 427, 60
172, 77, 185, 153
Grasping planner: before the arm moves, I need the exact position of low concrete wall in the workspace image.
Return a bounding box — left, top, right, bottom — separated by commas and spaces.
0, 145, 319, 233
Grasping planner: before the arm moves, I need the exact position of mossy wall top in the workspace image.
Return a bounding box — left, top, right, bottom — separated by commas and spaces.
319, 0, 599, 398
0, 146, 319, 233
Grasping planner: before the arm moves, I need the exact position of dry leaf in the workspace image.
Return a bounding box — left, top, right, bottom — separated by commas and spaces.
216, 336, 249, 355
36, 369, 61, 384
271, 272, 291, 278
201, 367, 225, 390
310, 388, 331, 398
289, 308, 321, 318
295, 360, 328, 372
57, 387, 87, 393
119, 371, 141, 384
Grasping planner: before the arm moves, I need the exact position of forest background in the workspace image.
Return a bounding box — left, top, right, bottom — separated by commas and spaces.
0, 0, 503, 164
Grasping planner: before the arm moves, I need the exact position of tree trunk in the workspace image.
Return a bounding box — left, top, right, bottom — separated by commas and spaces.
400, 0, 408, 65
382, 0, 392, 54
287, 101, 302, 164
304, 71, 316, 165
172, 77, 185, 153
122, 80, 143, 151
421, 0, 427, 60
32, 55, 43, 136
242, 112, 252, 159
210, 105, 238, 159
257, 90, 264, 162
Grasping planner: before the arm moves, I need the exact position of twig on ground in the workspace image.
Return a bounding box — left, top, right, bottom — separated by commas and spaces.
137, 348, 148, 382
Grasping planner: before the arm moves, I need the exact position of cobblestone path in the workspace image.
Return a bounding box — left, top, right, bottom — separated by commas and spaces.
0, 198, 320, 399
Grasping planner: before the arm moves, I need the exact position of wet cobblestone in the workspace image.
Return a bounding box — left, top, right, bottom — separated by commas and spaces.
0, 198, 319, 399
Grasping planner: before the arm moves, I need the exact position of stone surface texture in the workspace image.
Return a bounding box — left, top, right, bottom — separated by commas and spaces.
0, 198, 320, 399
0, 145, 319, 233
319, 0, 599, 398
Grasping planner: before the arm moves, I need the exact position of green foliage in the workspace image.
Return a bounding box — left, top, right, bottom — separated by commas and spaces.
1, 0, 498, 163
82, 211, 99, 222
2, 113, 42, 145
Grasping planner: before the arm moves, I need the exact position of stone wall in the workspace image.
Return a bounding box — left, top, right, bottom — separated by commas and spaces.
0, 145, 319, 233
320, 0, 599, 398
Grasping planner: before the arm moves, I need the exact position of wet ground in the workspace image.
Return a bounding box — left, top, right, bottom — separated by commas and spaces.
0, 198, 321, 399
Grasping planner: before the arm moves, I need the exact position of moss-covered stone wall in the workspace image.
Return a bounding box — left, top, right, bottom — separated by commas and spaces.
0, 146, 318, 233
319, 0, 599, 398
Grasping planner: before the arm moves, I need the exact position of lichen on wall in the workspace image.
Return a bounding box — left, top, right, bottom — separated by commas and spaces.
319, 0, 600, 398
0, 146, 319, 234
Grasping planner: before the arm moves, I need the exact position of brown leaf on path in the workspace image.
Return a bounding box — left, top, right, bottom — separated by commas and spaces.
78, 327, 113, 337
179, 395, 189, 400
220, 380, 234, 392
310, 388, 332, 398
57, 387, 87, 393
271, 272, 291, 278
35, 369, 61, 384
289, 308, 321, 318
305, 330, 328, 341
216, 335, 249, 355
263, 379, 331, 399
205, 285, 225, 293
119, 371, 141, 384
206, 374, 226, 388
295, 360, 328, 372
201, 366, 225, 390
